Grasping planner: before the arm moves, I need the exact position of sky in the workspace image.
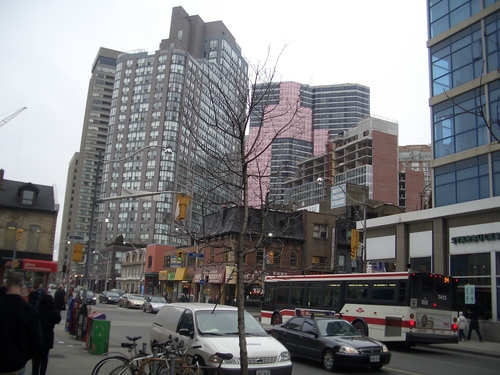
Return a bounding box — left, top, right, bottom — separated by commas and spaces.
0, 0, 430, 245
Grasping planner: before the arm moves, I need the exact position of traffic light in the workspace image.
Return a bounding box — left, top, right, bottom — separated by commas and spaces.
16, 228, 24, 241
175, 193, 191, 221
177, 250, 183, 261
350, 229, 359, 259
205, 275, 209, 283
268, 251, 274, 264
62, 264, 67, 273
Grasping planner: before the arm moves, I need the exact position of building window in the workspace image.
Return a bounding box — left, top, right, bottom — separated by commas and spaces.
290, 251, 298, 268
434, 154, 490, 206
21, 190, 35, 205
163, 255, 171, 268
3, 222, 17, 251
313, 224, 328, 239
26, 225, 41, 251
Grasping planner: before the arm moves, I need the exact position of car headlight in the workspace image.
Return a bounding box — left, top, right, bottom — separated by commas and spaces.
209, 354, 239, 365
278, 351, 291, 362
339, 345, 359, 354
382, 344, 389, 353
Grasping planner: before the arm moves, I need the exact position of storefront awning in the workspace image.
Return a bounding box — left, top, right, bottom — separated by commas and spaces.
174, 268, 186, 281
22, 259, 58, 273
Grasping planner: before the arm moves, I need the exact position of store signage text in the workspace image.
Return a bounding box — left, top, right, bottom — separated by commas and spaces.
451, 232, 500, 244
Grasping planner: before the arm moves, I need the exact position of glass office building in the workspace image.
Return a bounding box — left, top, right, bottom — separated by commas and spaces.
429, 0, 500, 206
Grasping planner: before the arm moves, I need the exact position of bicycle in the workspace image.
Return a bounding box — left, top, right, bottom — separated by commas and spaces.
92, 335, 148, 375
108, 338, 187, 375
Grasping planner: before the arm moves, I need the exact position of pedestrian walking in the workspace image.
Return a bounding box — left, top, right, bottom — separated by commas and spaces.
467, 307, 483, 342
0, 272, 43, 375
31, 294, 61, 375
457, 311, 468, 341
53, 285, 66, 312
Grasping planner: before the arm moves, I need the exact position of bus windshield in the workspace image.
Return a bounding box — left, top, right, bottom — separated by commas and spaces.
409, 273, 457, 310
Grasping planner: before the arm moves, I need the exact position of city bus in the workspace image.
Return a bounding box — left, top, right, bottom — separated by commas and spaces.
261, 272, 459, 345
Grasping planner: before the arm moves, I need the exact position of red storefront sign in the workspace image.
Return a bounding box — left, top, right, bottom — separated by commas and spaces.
22, 259, 58, 273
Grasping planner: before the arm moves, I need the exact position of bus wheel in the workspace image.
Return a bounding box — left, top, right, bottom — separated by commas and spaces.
272, 313, 282, 325
353, 321, 367, 336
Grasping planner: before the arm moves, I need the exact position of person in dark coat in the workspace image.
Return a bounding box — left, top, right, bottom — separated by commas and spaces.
466, 306, 483, 342
31, 294, 61, 375
0, 272, 43, 375
53, 285, 66, 312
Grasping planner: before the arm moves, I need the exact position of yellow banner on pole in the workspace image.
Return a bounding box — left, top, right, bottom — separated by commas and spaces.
72, 243, 83, 262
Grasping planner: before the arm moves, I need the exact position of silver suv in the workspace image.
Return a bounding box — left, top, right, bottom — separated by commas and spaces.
150, 303, 292, 374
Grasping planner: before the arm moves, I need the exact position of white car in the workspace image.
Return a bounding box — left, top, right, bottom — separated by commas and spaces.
143, 295, 168, 314
150, 303, 292, 375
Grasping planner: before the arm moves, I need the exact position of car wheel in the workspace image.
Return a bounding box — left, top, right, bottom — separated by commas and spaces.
127, 302, 131, 309
322, 349, 336, 372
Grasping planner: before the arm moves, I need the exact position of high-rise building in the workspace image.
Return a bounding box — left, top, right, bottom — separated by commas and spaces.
57, 48, 121, 281
428, 1, 500, 206
248, 82, 370, 207
96, 7, 247, 254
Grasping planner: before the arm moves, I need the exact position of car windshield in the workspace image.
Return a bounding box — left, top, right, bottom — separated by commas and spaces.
87, 292, 94, 296
107, 292, 119, 297
151, 296, 166, 303
317, 320, 362, 337
196, 310, 267, 336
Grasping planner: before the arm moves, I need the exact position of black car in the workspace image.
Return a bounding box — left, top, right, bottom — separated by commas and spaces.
99, 291, 120, 304
272, 316, 391, 371
85, 291, 97, 305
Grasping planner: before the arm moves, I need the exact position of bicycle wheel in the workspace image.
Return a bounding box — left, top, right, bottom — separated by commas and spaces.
92, 356, 129, 375
109, 363, 138, 375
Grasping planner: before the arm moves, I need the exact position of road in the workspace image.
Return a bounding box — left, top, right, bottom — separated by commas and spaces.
91, 302, 500, 375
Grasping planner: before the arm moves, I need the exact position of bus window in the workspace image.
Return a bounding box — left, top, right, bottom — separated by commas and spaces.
323, 283, 340, 308
398, 281, 407, 303
276, 283, 290, 305
371, 283, 396, 302
290, 283, 305, 306
347, 283, 368, 300
305, 282, 322, 307
264, 284, 275, 304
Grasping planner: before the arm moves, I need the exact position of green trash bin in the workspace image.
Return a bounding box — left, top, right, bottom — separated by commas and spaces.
89, 320, 110, 355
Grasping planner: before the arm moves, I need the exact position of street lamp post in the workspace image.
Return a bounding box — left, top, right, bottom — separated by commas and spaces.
83, 145, 173, 288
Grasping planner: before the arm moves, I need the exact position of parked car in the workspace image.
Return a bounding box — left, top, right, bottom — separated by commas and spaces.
143, 295, 168, 314
85, 291, 97, 305
119, 293, 145, 309
99, 291, 120, 304
109, 288, 126, 296
271, 316, 391, 371
150, 303, 292, 374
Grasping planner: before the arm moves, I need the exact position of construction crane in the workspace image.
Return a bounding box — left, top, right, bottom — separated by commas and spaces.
0, 107, 27, 128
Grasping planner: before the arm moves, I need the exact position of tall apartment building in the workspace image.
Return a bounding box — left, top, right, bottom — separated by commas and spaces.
95, 7, 247, 255
248, 82, 370, 207
57, 48, 121, 281
398, 144, 431, 210
284, 116, 402, 208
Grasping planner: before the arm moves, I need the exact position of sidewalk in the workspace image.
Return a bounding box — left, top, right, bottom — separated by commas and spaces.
25, 320, 128, 375
25, 321, 500, 375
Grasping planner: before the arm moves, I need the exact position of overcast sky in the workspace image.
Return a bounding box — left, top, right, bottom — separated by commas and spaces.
0, 0, 429, 243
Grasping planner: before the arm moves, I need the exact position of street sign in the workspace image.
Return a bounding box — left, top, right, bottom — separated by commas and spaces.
188, 253, 204, 258
200, 279, 205, 285
68, 235, 85, 241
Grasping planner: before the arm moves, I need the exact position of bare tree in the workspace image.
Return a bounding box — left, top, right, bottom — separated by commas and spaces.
178, 47, 308, 374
